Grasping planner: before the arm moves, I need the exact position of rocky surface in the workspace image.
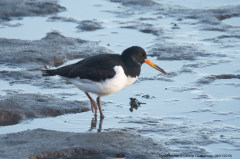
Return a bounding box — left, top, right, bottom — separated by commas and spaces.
197, 74, 240, 84
0, 93, 90, 126
0, 129, 167, 159
0, 31, 113, 68
0, 0, 65, 26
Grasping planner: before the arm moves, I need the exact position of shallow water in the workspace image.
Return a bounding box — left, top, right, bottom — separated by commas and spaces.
1, 0, 240, 158
223, 17, 240, 26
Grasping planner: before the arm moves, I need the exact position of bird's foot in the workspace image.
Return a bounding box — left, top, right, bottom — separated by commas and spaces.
100, 114, 105, 119
91, 101, 97, 114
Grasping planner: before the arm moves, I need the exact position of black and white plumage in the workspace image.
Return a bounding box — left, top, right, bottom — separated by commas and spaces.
42, 46, 166, 118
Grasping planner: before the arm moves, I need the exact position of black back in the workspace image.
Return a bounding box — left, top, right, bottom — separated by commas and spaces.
42, 46, 147, 82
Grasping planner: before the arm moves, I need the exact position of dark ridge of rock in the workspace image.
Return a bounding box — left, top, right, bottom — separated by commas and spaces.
197, 74, 240, 84
216, 14, 240, 20
0, 93, 90, 126
139, 17, 157, 21
48, 16, 104, 31
141, 94, 156, 99
215, 34, 240, 39
203, 34, 240, 45
76, 20, 103, 31
0, 129, 167, 159
148, 42, 211, 60
0, 31, 114, 68
121, 22, 164, 35
110, 0, 158, 7
0, 0, 66, 22
231, 96, 240, 100
48, 16, 79, 23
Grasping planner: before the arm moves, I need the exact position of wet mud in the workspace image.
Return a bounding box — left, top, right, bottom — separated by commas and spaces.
0, 129, 167, 159
0, 31, 113, 87
117, 116, 240, 155
0, 93, 90, 126
0, 31, 113, 68
48, 16, 104, 31
0, 0, 65, 26
197, 74, 240, 84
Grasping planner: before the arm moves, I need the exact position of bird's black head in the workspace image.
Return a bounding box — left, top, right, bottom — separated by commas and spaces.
121, 46, 167, 75
121, 46, 147, 66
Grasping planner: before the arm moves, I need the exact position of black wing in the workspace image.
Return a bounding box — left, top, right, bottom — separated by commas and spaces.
42, 54, 122, 82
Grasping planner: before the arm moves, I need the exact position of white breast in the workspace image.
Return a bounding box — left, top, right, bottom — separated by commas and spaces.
62, 66, 138, 97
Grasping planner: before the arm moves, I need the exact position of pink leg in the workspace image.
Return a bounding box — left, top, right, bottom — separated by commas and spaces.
97, 97, 104, 118
85, 92, 97, 115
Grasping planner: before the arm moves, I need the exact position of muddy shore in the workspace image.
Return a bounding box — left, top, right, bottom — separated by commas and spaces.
0, 93, 90, 126
0, 129, 167, 159
0, 0, 240, 158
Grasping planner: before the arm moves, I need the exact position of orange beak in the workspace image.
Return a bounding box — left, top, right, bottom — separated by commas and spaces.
144, 59, 167, 74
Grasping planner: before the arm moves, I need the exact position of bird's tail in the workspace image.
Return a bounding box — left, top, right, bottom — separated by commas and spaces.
42, 69, 57, 76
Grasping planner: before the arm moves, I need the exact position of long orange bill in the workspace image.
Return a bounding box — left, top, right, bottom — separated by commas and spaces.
144, 59, 167, 75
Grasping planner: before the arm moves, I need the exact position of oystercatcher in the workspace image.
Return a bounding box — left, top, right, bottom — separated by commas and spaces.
42, 46, 166, 118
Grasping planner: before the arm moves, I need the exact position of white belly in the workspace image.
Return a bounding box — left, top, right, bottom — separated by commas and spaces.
62, 66, 138, 97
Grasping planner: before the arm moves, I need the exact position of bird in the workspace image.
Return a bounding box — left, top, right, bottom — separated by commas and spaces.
42, 46, 166, 118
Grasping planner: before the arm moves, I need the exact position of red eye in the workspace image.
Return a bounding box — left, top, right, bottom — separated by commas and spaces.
139, 53, 143, 56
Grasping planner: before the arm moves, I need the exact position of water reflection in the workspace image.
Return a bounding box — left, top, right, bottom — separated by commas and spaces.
89, 115, 103, 132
